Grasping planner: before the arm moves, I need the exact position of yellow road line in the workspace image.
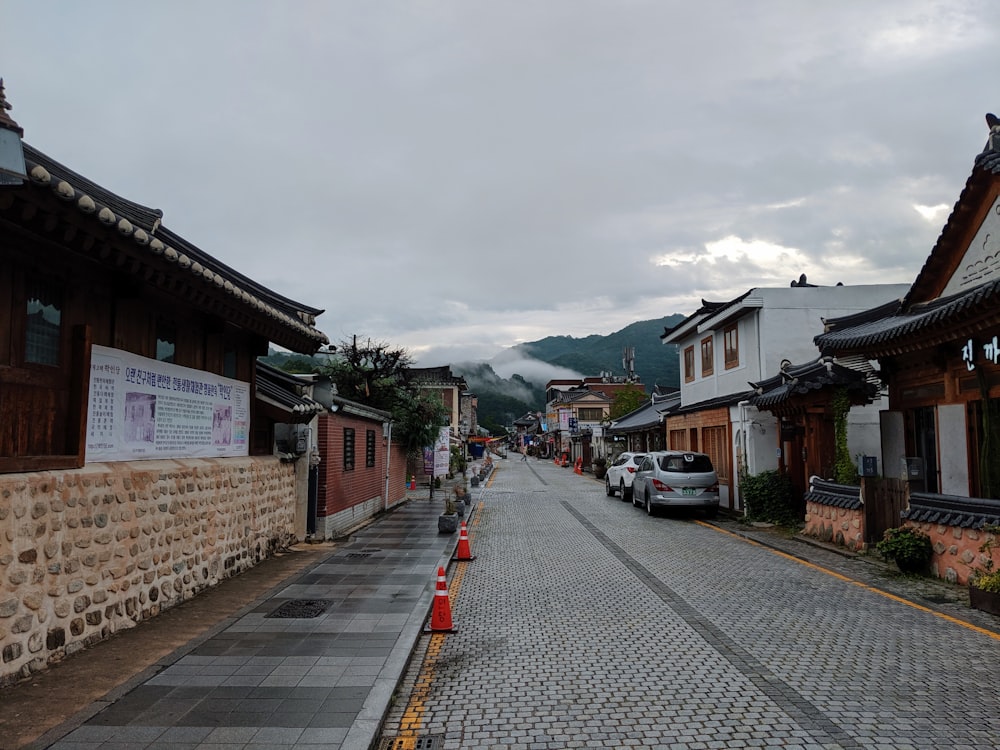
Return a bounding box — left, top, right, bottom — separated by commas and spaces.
699, 521, 1000, 642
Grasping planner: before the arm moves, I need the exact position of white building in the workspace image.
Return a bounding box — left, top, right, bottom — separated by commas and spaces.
661, 278, 910, 510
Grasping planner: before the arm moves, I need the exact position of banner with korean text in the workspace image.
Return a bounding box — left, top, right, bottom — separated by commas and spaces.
85, 345, 250, 462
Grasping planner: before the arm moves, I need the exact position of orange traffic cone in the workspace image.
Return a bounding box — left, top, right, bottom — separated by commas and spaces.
425, 566, 458, 633
453, 521, 476, 561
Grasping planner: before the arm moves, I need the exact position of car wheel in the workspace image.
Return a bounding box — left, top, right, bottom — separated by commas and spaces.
620, 480, 629, 502
605, 477, 615, 497
645, 493, 655, 516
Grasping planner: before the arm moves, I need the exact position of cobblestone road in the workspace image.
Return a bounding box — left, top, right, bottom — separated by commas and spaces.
379, 459, 1000, 750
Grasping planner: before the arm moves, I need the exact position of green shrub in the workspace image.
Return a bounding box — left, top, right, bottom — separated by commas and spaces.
876, 527, 932, 573
741, 470, 799, 526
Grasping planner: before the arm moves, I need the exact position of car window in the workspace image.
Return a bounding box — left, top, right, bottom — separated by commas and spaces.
632, 453, 646, 463
661, 454, 714, 472
637, 456, 652, 471
612, 455, 627, 467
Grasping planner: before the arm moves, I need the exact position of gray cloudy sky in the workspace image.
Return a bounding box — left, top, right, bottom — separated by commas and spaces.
4, 1, 998, 372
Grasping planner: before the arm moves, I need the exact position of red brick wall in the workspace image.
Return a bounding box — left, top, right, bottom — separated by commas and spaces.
316, 413, 387, 517
315, 414, 410, 518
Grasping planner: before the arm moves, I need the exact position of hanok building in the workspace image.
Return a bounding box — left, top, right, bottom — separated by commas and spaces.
814, 114, 1000, 583
0, 87, 329, 683
661, 279, 909, 511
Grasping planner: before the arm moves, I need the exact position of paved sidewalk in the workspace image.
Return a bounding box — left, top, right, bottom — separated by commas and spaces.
20, 482, 478, 750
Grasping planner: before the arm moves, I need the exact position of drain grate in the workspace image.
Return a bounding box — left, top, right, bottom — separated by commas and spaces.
266, 599, 333, 618
377, 736, 444, 750
346, 552, 372, 559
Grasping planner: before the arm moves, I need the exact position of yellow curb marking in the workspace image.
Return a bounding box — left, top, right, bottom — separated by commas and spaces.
396, 557, 468, 742
698, 521, 1000, 642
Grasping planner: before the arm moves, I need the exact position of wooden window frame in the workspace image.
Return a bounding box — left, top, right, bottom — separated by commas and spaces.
724, 323, 739, 369
684, 346, 695, 383
701, 336, 714, 377
343, 427, 356, 471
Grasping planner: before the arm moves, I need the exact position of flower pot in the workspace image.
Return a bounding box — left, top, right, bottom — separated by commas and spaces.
438, 513, 459, 534
969, 584, 1000, 616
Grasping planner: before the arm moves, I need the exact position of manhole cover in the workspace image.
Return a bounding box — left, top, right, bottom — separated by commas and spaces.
377, 736, 444, 750
266, 599, 333, 618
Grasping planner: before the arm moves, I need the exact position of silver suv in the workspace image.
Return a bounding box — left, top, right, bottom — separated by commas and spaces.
631, 450, 720, 518
605, 451, 646, 501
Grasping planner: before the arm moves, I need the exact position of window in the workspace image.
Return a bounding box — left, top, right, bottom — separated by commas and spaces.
25, 280, 62, 365
366, 429, 376, 467
724, 324, 739, 369
156, 320, 176, 363
343, 428, 355, 471
684, 346, 695, 382
578, 407, 604, 422
701, 336, 714, 377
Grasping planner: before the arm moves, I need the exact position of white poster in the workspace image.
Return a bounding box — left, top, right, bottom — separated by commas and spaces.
434, 426, 450, 476
86, 345, 250, 462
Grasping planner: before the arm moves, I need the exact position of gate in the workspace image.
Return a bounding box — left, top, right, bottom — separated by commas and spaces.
863, 477, 910, 544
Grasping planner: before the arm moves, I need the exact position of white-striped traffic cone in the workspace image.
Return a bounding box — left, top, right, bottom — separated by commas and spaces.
425, 566, 458, 633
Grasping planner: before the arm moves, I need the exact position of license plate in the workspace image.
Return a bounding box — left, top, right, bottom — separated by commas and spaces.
682, 488, 696, 496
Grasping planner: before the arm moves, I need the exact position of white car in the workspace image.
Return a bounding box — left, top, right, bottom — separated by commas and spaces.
604, 452, 647, 501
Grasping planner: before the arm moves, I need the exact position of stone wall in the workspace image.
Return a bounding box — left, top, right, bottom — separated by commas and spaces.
902, 521, 996, 586
803, 501, 866, 551
0, 456, 296, 686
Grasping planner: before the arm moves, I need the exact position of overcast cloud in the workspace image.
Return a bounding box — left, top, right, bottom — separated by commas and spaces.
4, 1, 998, 370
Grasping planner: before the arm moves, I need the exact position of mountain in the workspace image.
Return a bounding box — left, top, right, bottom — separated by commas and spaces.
454, 315, 685, 433
513, 315, 684, 391
262, 316, 686, 436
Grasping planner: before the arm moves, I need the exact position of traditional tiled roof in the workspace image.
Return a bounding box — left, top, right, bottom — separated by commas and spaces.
749, 357, 876, 408
405, 366, 467, 387
608, 392, 680, 433
672, 390, 752, 415
19, 143, 329, 351
661, 295, 749, 342
804, 477, 862, 510
903, 128, 1000, 307
814, 279, 1000, 353
902, 492, 1000, 529
256, 361, 325, 419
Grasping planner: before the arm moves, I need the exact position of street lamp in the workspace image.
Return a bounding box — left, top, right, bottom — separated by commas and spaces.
0, 79, 27, 186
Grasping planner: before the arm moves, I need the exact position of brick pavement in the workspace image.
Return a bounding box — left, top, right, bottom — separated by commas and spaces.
22, 479, 475, 750
380, 459, 1000, 750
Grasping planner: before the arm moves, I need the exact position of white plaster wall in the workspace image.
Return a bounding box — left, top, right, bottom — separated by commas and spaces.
880, 410, 907, 480
847, 402, 885, 472
937, 403, 970, 495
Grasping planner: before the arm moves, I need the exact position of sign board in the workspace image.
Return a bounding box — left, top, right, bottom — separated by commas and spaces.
86, 345, 250, 462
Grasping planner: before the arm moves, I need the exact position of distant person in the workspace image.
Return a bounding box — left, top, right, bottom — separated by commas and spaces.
521, 449, 528, 462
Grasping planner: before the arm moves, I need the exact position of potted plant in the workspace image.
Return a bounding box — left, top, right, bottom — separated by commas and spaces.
593, 457, 608, 480
969, 525, 1000, 616
875, 526, 933, 574
438, 494, 459, 534
454, 480, 471, 507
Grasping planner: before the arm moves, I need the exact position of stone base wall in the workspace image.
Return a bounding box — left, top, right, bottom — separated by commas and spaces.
0, 457, 296, 687
902, 521, 996, 586
802, 501, 866, 551
318, 494, 385, 540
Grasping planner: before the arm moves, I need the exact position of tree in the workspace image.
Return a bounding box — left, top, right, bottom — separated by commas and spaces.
316, 335, 448, 455
391, 388, 449, 456
609, 386, 647, 420
322, 335, 410, 412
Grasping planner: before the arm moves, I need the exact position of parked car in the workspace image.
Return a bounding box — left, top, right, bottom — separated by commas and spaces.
605, 452, 647, 501
631, 450, 720, 518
